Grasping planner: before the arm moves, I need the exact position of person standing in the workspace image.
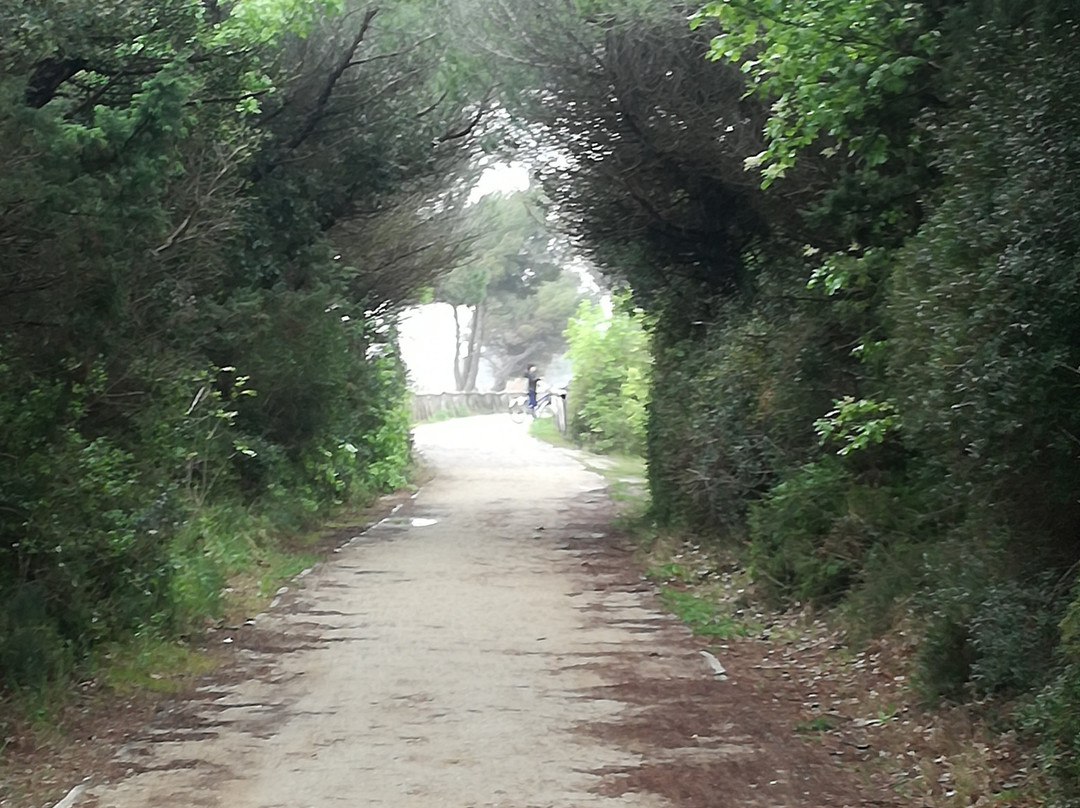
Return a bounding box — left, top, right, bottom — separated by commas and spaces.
525, 365, 540, 409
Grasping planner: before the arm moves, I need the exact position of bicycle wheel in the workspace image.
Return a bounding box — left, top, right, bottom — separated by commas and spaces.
508, 397, 528, 423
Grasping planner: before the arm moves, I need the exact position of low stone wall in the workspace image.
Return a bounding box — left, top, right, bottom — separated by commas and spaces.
410, 392, 515, 422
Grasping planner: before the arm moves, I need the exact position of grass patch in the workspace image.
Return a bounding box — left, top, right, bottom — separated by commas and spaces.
658, 587, 753, 639
795, 716, 838, 734
98, 635, 217, 695
528, 415, 576, 448
640, 536, 764, 641
646, 560, 699, 583
255, 547, 321, 600
169, 502, 330, 630
218, 547, 321, 627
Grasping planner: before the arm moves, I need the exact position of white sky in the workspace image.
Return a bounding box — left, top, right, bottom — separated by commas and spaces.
398, 303, 460, 392
468, 162, 530, 203
399, 162, 530, 392
397, 162, 603, 393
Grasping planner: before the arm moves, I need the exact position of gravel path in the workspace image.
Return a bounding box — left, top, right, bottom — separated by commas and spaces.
75, 417, 684, 807
72, 415, 873, 808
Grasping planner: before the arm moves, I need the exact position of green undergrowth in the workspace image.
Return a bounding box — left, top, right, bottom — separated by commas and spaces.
640, 534, 762, 642
528, 415, 575, 448
657, 586, 753, 640
91, 527, 323, 698
97, 636, 218, 696
0, 485, 403, 761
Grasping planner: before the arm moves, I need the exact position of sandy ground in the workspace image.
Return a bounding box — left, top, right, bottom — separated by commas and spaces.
67, 414, 876, 808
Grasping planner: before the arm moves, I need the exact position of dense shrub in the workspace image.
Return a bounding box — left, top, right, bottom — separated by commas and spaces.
888, 25, 1080, 559
625, 36, 1080, 800
0, 0, 470, 690
647, 272, 858, 535
750, 460, 868, 604
915, 567, 1065, 701
0, 360, 174, 685
1029, 591, 1080, 805
0, 329, 413, 689
564, 296, 651, 455
878, 26, 1080, 726
969, 578, 1063, 695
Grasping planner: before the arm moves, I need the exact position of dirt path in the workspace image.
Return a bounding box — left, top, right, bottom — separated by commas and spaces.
70, 415, 876, 808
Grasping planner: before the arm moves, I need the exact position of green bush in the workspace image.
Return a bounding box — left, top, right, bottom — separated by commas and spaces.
647, 306, 783, 531
0, 362, 175, 687
0, 583, 73, 688
564, 295, 651, 455
646, 279, 858, 534
969, 577, 1062, 695
746, 459, 904, 605
916, 607, 975, 703
1028, 588, 1080, 804
1032, 663, 1080, 807
0, 318, 413, 690
888, 25, 1080, 559
915, 569, 1065, 702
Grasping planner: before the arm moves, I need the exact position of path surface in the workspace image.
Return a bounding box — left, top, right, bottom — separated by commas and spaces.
73, 415, 869, 808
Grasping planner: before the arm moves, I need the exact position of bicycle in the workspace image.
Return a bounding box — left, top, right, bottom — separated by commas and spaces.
508, 388, 567, 434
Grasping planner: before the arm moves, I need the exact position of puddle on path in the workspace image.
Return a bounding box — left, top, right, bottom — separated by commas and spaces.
375, 516, 439, 529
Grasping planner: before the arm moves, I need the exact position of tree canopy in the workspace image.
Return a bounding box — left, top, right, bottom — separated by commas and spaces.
0, 0, 490, 688
7, 0, 1080, 798
447, 0, 1080, 797
435, 190, 584, 391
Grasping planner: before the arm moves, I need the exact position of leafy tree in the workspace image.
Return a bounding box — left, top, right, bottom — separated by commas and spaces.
435, 190, 571, 391
444, 0, 783, 316
692, 0, 935, 184
0, 0, 494, 689
483, 270, 584, 391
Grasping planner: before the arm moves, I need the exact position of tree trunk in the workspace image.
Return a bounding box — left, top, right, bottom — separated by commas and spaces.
452, 302, 485, 392
452, 304, 466, 391
463, 300, 484, 391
